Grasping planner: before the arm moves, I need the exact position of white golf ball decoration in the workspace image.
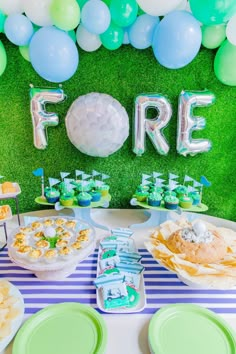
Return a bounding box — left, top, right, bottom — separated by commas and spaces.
65, 92, 129, 157
44, 227, 56, 238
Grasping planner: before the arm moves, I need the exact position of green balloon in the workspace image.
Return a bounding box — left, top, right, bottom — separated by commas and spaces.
101, 0, 111, 6
50, 0, 80, 31
0, 10, 6, 33
0, 41, 7, 76
214, 40, 236, 86
76, 0, 88, 9
100, 22, 124, 50
189, 0, 236, 25
110, 0, 138, 27
19, 46, 30, 62
201, 25, 226, 49
67, 30, 76, 42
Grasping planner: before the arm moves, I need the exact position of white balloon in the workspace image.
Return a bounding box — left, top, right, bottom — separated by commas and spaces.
226, 14, 236, 46
76, 24, 101, 52
175, 0, 188, 11
66, 93, 129, 157
0, 0, 23, 14
23, 0, 53, 26
137, 0, 183, 16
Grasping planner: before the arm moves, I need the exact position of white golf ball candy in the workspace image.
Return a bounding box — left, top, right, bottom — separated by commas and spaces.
44, 227, 56, 238
193, 220, 207, 235
65, 93, 129, 157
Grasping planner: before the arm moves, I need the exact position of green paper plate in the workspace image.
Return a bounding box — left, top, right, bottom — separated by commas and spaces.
149, 304, 236, 354
13, 303, 107, 354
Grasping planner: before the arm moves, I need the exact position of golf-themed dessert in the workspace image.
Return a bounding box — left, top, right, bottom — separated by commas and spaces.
33, 169, 111, 208
132, 172, 210, 212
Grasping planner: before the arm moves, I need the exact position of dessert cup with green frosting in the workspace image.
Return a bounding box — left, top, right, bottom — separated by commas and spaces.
147, 192, 162, 207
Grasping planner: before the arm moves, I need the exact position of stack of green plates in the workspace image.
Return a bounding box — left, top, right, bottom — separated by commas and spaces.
148, 304, 236, 354
13, 303, 107, 354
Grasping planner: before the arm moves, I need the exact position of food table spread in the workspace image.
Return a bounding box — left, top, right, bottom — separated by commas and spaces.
0, 208, 236, 354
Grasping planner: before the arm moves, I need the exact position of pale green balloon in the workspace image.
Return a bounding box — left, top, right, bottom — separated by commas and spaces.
214, 39, 236, 86
50, 0, 80, 31
0, 41, 7, 76
19, 46, 30, 62
201, 24, 226, 49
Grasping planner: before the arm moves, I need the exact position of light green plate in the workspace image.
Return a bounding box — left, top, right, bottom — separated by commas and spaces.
149, 304, 236, 354
13, 303, 107, 354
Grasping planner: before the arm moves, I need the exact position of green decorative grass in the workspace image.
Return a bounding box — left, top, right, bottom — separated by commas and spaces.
0, 37, 235, 221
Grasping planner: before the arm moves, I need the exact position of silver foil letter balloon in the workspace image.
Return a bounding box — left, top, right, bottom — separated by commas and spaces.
30, 85, 66, 150
133, 93, 172, 156
177, 90, 216, 156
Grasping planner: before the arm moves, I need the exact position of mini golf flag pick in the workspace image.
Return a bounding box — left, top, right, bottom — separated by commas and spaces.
169, 179, 178, 191
32, 168, 44, 198
102, 174, 110, 180
169, 173, 179, 180
48, 178, 60, 188
92, 170, 101, 177
75, 170, 84, 178
155, 178, 165, 187
60, 172, 70, 180
193, 180, 202, 188
153, 172, 162, 178
200, 176, 211, 187
82, 173, 91, 180
184, 175, 193, 184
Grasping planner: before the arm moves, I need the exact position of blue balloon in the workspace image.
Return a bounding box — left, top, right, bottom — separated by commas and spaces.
81, 0, 111, 35
152, 11, 202, 69
129, 14, 159, 49
29, 26, 79, 83
4, 14, 33, 46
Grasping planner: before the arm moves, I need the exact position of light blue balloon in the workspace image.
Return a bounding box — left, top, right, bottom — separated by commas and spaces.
129, 14, 160, 50
4, 14, 33, 46
152, 11, 202, 69
81, 0, 111, 35
29, 26, 79, 83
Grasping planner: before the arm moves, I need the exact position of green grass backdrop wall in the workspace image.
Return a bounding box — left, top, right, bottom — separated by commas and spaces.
0, 36, 235, 221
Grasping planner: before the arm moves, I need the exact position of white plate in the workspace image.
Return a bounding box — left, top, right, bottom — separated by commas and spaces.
0, 205, 12, 222
96, 241, 146, 314
8, 216, 97, 280
0, 281, 24, 352
0, 183, 21, 199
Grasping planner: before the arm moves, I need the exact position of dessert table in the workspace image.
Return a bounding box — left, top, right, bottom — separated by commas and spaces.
0, 208, 236, 354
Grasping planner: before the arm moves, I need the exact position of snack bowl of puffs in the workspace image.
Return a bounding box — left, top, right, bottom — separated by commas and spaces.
0, 281, 24, 351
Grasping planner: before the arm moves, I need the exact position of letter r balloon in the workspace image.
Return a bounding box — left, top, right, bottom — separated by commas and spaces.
30, 86, 66, 150
133, 93, 172, 156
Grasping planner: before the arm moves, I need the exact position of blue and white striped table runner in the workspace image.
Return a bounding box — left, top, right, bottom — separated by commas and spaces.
1, 248, 236, 317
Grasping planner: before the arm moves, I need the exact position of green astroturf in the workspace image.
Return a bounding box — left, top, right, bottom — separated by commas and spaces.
0, 36, 235, 221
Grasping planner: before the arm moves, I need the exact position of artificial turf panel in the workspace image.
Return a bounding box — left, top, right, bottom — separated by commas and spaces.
0, 36, 235, 221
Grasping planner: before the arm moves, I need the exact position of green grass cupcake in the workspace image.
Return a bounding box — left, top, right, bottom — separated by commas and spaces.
147, 192, 162, 207
164, 195, 179, 210
60, 192, 74, 206
179, 195, 193, 209
135, 190, 149, 202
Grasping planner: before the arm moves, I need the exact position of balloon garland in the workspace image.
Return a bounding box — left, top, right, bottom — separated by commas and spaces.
0, 0, 235, 85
